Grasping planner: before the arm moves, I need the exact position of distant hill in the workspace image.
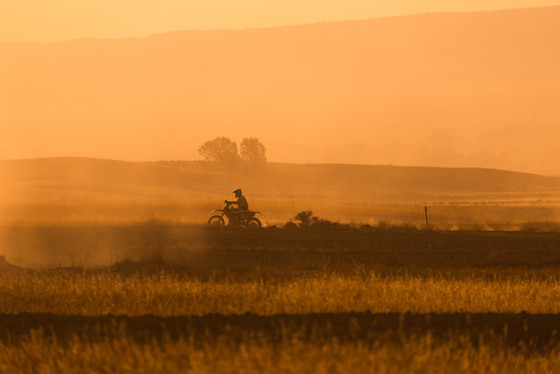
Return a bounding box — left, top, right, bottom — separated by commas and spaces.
1, 158, 559, 203
1, 6, 560, 174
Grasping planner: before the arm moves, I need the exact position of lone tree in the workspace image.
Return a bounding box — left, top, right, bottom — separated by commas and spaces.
240, 137, 267, 164
198, 137, 239, 164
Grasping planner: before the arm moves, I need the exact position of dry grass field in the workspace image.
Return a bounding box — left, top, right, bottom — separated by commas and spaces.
1, 221, 560, 372
3, 3, 560, 369
1, 159, 560, 372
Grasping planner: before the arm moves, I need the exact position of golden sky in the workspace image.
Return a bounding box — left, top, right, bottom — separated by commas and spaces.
1, 0, 560, 42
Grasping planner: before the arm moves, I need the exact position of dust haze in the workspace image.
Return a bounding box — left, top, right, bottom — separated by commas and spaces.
2, 6, 560, 267
3, 7, 560, 370
1, 157, 560, 267
1, 6, 560, 175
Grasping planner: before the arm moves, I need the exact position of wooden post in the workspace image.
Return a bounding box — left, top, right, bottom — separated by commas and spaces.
424, 206, 429, 230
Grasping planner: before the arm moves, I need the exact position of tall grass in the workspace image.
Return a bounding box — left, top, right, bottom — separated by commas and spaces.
2, 270, 560, 315
2, 198, 560, 370
1, 331, 559, 373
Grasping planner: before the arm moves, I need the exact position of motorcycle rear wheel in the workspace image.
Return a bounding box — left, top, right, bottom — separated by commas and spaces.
208, 216, 225, 226
244, 217, 262, 228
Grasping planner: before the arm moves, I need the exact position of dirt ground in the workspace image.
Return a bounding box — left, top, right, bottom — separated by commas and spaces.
1, 225, 559, 269
0, 312, 558, 350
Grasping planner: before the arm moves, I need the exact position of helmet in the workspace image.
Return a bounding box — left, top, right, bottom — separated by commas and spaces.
232, 188, 242, 196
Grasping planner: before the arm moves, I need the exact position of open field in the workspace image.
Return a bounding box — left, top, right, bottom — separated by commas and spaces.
3, 3, 560, 369
3, 323, 560, 373
2, 158, 560, 371
3, 262, 560, 315
1, 158, 559, 231
0, 222, 560, 371
2, 158, 560, 205
2, 224, 560, 267
1, 199, 560, 230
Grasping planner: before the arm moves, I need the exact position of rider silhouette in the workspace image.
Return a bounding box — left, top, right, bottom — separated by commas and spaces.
226, 188, 249, 224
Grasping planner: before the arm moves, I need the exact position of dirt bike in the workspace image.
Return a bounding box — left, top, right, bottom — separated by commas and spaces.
208, 201, 263, 228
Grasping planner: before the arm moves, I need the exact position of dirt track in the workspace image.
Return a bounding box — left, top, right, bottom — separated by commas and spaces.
2, 226, 560, 268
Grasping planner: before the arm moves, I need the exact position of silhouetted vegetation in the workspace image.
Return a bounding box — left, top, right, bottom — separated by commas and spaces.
198, 137, 267, 168
293, 210, 315, 227
197, 137, 240, 165
240, 137, 267, 165
291, 210, 343, 228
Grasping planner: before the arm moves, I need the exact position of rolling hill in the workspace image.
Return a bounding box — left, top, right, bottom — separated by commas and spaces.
1, 6, 560, 174
1, 158, 559, 203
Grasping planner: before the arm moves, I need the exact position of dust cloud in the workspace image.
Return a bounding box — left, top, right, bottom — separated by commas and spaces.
0, 224, 211, 269
1, 157, 559, 268
0, 160, 214, 269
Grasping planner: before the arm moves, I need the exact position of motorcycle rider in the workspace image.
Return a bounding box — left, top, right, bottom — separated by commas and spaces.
226, 188, 249, 224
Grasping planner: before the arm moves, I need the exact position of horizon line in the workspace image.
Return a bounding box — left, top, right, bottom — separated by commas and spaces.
2, 3, 559, 45
1, 156, 557, 178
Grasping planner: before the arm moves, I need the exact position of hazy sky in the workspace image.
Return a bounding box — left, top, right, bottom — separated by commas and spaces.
2, 1, 560, 174
2, 0, 560, 42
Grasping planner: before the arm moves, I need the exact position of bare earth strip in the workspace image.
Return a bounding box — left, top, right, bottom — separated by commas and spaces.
2, 226, 560, 268
0, 312, 559, 349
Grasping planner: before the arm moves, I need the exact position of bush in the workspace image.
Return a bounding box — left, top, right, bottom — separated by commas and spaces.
294, 210, 315, 227
291, 210, 346, 229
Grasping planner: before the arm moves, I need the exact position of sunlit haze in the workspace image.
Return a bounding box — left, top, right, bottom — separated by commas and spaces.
1, 2, 560, 175
2, 3, 560, 370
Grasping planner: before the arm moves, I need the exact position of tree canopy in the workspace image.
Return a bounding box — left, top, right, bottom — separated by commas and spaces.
240, 138, 267, 164
197, 137, 239, 164
198, 137, 267, 167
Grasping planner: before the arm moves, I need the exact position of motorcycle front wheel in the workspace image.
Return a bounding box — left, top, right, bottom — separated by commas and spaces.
208, 216, 225, 226
244, 217, 262, 228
